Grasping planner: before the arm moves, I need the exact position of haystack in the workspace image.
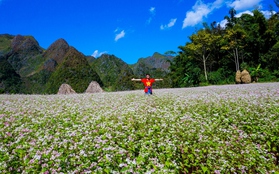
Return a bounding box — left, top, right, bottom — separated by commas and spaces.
85, 81, 103, 93
57, 83, 76, 94
241, 69, 251, 84
235, 70, 241, 84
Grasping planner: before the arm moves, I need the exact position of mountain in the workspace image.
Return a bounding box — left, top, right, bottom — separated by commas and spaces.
44, 46, 102, 94
0, 55, 22, 93
131, 52, 173, 76
89, 54, 134, 91
6, 35, 44, 77
0, 34, 13, 56
21, 38, 70, 94
130, 52, 174, 88
0, 34, 173, 94
42, 38, 70, 65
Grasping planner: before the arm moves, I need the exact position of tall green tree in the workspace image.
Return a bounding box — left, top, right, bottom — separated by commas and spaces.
186, 29, 220, 81
203, 21, 225, 72
224, 8, 237, 28
168, 47, 201, 87
221, 24, 246, 71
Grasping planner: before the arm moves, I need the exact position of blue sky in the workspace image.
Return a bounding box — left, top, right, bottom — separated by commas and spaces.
0, 0, 276, 64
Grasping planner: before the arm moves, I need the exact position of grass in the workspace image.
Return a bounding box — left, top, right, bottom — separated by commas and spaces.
0, 82, 279, 173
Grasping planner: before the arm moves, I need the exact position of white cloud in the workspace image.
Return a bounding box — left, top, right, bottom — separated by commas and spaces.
182, 0, 210, 28
212, 0, 224, 9
146, 17, 152, 24
115, 30, 125, 41
218, 10, 273, 28
150, 7, 156, 15
91, 50, 107, 57
160, 18, 177, 30
146, 7, 156, 24
261, 10, 276, 19
219, 10, 252, 27
182, 0, 224, 29
219, 19, 228, 28
227, 0, 262, 11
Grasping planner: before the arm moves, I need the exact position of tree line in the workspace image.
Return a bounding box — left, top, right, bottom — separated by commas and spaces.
167, 5, 279, 87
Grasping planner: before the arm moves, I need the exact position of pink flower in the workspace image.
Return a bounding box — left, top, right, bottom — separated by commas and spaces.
0, 114, 5, 118
214, 170, 220, 174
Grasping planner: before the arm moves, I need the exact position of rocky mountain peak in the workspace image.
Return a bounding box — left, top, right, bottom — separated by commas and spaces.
11, 35, 42, 54
43, 38, 70, 64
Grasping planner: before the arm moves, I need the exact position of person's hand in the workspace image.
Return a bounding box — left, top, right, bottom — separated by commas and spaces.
131, 78, 135, 81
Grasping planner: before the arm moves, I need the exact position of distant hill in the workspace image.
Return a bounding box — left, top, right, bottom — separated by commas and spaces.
0, 34, 13, 56
130, 52, 174, 89
131, 52, 173, 77
45, 46, 102, 94
5, 35, 44, 77
89, 54, 134, 91
0, 55, 22, 93
0, 34, 173, 94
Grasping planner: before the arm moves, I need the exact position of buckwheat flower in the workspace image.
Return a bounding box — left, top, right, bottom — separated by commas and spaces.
132, 159, 136, 165
80, 150, 85, 156
119, 163, 127, 167
34, 154, 41, 160
42, 163, 48, 168
29, 159, 35, 164
214, 170, 221, 174
50, 155, 55, 160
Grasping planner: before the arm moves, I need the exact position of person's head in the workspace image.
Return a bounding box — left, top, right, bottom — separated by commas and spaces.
146, 74, 150, 79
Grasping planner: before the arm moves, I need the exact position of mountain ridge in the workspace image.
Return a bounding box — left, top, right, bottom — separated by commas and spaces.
0, 34, 173, 94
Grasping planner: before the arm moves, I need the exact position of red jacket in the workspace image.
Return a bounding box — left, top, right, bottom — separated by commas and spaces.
141, 78, 155, 92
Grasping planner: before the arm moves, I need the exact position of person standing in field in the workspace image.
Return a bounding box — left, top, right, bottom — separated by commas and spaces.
131, 74, 163, 95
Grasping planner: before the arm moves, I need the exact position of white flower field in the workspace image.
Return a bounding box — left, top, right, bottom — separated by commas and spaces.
1, 82, 279, 173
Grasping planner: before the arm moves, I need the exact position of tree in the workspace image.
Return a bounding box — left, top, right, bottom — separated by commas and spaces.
224, 8, 237, 29
186, 29, 220, 81
221, 24, 246, 71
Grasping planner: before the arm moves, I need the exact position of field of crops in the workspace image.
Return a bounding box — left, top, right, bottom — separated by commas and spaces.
1, 82, 279, 173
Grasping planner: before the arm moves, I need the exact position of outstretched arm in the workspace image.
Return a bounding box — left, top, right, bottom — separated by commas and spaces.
131, 78, 142, 81
154, 78, 163, 81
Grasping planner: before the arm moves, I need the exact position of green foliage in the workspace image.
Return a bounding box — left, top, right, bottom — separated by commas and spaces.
130, 52, 173, 89
170, 8, 279, 87
45, 48, 102, 94
1, 83, 279, 173
0, 57, 22, 94
91, 54, 134, 91
21, 70, 52, 94
208, 68, 231, 85
0, 34, 13, 55
169, 48, 202, 87
2, 7, 279, 93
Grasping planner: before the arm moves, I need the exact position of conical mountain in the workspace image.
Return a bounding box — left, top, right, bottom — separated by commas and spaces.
5, 35, 44, 77
23, 39, 70, 94
90, 54, 134, 91
45, 47, 102, 94
131, 52, 173, 77
130, 52, 174, 89
43, 38, 70, 65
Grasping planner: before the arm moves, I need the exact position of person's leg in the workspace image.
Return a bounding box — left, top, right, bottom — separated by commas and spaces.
148, 88, 152, 95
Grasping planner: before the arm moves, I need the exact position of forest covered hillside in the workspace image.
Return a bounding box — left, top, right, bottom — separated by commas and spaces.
0, 34, 172, 94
